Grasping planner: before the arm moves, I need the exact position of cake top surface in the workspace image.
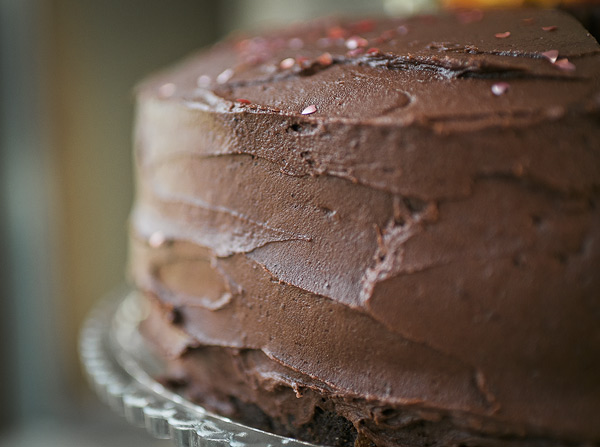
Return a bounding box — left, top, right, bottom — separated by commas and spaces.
139, 8, 600, 129
136, 8, 600, 201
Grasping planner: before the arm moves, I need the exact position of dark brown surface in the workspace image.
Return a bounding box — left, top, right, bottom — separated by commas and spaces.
130, 9, 600, 447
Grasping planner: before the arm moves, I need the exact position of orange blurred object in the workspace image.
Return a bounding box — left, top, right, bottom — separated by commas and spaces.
442, 0, 585, 7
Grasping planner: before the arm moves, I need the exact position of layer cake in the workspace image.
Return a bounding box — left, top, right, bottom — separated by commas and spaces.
130, 9, 600, 447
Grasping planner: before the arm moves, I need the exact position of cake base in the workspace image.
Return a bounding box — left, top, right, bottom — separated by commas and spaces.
157, 343, 594, 447
140, 286, 593, 447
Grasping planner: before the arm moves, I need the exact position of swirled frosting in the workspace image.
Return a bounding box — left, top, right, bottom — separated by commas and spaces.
130, 8, 600, 447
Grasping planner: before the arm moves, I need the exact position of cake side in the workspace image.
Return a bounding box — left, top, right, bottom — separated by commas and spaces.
130, 9, 600, 447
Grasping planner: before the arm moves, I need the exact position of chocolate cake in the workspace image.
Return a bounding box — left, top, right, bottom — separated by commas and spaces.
129, 8, 600, 447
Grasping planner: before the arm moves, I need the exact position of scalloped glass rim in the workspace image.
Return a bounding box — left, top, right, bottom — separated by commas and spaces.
79, 287, 322, 447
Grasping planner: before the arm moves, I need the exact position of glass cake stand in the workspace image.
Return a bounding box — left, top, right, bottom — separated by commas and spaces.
79, 287, 320, 447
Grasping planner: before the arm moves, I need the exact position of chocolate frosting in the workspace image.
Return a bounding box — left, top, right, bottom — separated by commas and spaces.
130, 9, 600, 446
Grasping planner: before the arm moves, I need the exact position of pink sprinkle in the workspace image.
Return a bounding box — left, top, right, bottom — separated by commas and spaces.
236, 98, 251, 104
522, 18, 535, 25
346, 48, 365, 57
495, 31, 511, 39
245, 54, 263, 65
554, 58, 576, 71
317, 37, 331, 48
301, 105, 317, 115
542, 26, 558, 32
457, 9, 484, 24
317, 52, 333, 66
197, 75, 211, 87
345, 35, 369, 50
366, 47, 380, 55
149, 231, 166, 248
234, 38, 251, 52
158, 83, 176, 98
280, 57, 295, 69
491, 82, 510, 96
288, 37, 304, 49
396, 25, 408, 36
216, 68, 234, 84
541, 50, 559, 64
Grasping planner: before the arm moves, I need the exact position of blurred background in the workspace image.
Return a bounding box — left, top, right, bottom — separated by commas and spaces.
0, 0, 593, 446
0, 0, 405, 445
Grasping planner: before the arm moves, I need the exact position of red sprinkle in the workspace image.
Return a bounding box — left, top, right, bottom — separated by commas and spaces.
235, 98, 251, 104
296, 56, 310, 68
541, 50, 559, 64
495, 31, 511, 39
554, 58, 576, 71
345, 35, 369, 50
301, 105, 317, 115
542, 26, 558, 32
491, 82, 510, 96
328, 26, 346, 39
380, 29, 397, 41
352, 19, 375, 33
366, 47, 380, 55
317, 52, 333, 66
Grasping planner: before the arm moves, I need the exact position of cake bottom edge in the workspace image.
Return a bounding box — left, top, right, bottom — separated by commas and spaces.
146, 341, 594, 447
137, 289, 597, 447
